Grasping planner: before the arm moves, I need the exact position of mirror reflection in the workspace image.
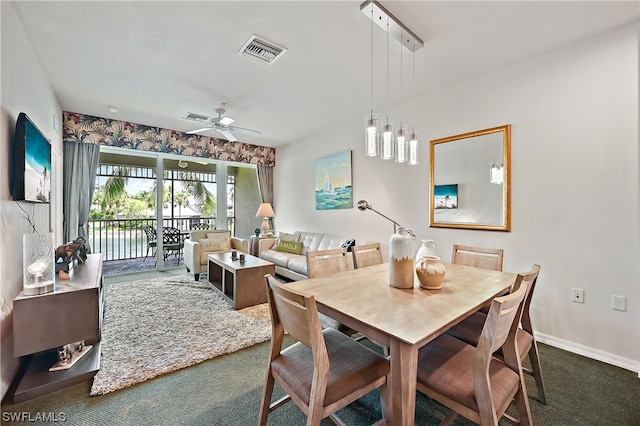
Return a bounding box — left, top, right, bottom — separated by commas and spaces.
429, 125, 511, 231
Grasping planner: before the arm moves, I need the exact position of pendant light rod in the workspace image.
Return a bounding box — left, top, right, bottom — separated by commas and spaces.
360, 0, 423, 52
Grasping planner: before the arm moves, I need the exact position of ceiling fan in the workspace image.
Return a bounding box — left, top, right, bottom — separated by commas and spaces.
182, 108, 262, 142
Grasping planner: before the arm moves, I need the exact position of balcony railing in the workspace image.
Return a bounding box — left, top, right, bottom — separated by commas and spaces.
87, 217, 234, 262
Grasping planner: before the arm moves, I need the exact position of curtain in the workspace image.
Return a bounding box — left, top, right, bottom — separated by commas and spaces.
63, 142, 100, 248
256, 165, 273, 206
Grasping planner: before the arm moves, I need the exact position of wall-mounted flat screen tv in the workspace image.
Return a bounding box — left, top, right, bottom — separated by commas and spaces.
11, 112, 51, 203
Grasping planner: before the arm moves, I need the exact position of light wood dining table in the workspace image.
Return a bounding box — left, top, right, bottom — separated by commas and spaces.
287, 262, 516, 426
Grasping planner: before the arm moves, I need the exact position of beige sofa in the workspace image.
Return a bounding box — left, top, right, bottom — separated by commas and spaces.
258, 231, 355, 281
184, 230, 248, 281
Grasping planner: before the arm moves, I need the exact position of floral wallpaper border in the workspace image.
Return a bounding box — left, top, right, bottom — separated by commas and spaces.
62, 111, 275, 167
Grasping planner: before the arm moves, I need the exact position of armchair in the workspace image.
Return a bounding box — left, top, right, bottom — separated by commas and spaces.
183, 229, 248, 281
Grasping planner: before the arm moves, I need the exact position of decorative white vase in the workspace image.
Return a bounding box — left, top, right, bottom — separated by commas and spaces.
389, 226, 415, 289
415, 239, 438, 265
416, 255, 446, 290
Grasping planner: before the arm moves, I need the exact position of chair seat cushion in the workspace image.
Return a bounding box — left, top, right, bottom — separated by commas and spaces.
271, 328, 389, 407
417, 334, 520, 412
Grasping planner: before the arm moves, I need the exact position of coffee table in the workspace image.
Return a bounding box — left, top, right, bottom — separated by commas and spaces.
207, 252, 275, 309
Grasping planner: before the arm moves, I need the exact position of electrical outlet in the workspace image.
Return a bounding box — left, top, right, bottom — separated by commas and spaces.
572, 288, 584, 303
612, 295, 626, 311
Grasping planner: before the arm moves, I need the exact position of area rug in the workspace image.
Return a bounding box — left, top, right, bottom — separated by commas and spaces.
90, 274, 272, 395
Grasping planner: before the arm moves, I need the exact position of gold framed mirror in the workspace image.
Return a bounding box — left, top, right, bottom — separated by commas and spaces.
429, 125, 511, 231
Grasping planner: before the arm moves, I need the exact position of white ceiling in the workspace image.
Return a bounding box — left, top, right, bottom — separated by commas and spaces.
11, 1, 639, 148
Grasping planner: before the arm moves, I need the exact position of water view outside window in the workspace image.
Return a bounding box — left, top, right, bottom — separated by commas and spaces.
88, 164, 234, 262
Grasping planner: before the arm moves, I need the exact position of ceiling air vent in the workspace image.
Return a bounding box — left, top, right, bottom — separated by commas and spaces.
238, 35, 287, 65
182, 112, 211, 123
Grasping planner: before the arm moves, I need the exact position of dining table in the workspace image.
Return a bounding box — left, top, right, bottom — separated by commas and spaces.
287, 261, 516, 426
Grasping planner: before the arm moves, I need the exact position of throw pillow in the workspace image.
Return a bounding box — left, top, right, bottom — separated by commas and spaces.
341, 239, 356, 252
207, 232, 232, 251
276, 232, 300, 244
275, 240, 303, 255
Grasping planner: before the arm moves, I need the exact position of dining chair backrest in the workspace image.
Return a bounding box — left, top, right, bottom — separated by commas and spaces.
265, 274, 322, 351
352, 243, 383, 269
452, 244, 504, 271
480, 279, 528, 355
306, 248, 349, 278
519, 264, 541, 335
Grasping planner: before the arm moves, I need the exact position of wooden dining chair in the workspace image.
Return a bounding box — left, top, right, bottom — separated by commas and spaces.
305, 248, 354, 334
306, 247, 349, 278
446, 264, 547, 404
452, 244, 504, 271
259, 274, 390, 426
352, 242, 383, 269
416, 280, 532, 426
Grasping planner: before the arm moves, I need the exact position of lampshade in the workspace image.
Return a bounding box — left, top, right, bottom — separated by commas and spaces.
365, 113, 380, 157
256, 203, 275, 235
255, 203, 275, 218
380, 119, 394, 160
395, 125, 408, 163
408, 130, 419, 165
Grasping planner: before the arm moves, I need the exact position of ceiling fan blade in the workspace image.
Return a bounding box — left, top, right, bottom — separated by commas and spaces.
220, 129, 237, 142
228, 125, 262, 136
186, 127, 212, 135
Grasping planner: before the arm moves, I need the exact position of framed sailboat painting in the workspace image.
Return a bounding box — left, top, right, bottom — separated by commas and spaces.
315, 150, 353, 210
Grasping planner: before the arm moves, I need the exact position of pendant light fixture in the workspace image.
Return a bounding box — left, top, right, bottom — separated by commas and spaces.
380, 15, 394, 160
360, 1, 423, 165
407, 44, 420, 165
490, 161, 504, 184
408, 127, 419, 165
364, 2, 379, 157
395, 123, 408, 163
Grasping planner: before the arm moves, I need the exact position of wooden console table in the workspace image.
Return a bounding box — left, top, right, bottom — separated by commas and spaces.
208, 252, 274, 309
10, 253, 104, 403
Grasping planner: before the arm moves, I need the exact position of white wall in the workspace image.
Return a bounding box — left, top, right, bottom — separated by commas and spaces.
0, 2, 63, 399
274, 22, 639, 371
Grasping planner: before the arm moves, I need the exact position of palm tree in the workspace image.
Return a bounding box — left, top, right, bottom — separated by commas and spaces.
174, 192, 189, 220
101, 167, 130, 218
183, 181, 216, 217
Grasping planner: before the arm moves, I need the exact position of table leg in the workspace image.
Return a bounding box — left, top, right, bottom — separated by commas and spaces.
389, 339, 418, 426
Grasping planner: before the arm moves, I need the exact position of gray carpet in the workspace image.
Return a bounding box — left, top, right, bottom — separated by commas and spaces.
90, 274, 271, 395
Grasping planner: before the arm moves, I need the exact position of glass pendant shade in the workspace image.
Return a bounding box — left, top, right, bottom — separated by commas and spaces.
395, 126, 408, 163
380, 119, 394, 160
408, 131, 419, 165
490, 161, 504, 184
364, 113, 380, 157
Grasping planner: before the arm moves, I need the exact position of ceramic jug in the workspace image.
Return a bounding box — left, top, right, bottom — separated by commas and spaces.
416, 255, 446, 290
415, 239, 437, 265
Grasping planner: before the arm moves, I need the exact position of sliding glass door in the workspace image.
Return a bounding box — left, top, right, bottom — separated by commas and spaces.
90, 147, 261, 275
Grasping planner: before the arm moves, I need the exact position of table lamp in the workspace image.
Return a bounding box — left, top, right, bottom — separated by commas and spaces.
256, 203, 275, 235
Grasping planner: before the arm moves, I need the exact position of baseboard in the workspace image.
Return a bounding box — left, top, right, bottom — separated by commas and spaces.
535, 331, 639, 374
